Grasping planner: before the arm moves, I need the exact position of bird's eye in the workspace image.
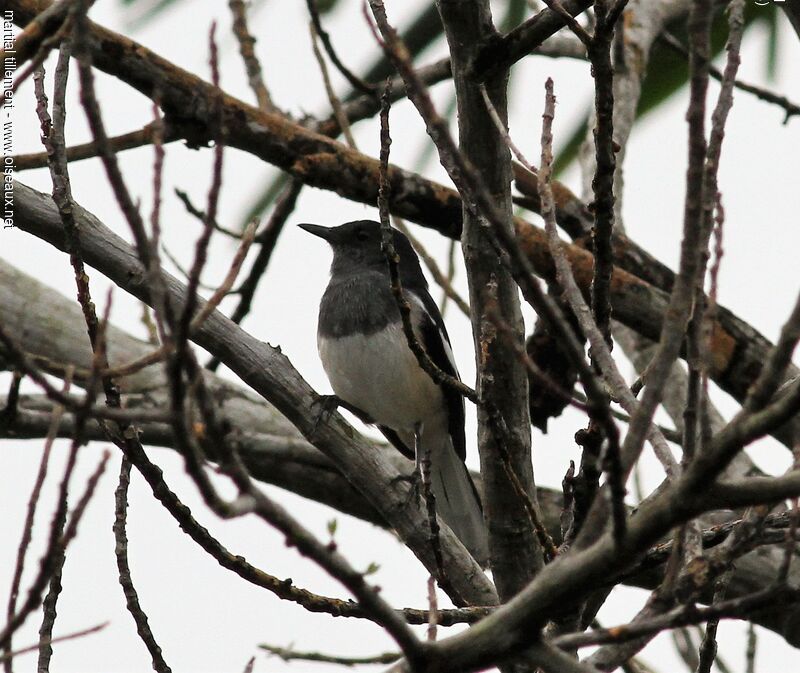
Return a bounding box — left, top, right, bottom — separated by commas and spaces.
356, 228, 369, 241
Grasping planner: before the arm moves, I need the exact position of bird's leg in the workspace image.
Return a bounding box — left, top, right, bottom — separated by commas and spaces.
416, 424, 445, 578
391, 423, 424, 507
309, 394, 373, 439
414, 422, 425, 486
308, 394, 339, 440
416, 423, 436, 514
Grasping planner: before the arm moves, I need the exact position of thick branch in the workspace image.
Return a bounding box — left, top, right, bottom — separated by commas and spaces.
436, 0, 541, 598
2, 260, 800, 640
4, 1, 797, 442
9, 180, 499, 609
470, 0, 594, 82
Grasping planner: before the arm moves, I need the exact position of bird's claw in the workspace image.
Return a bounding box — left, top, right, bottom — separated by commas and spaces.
310, 394, 344, 439
391, 467, 422, 509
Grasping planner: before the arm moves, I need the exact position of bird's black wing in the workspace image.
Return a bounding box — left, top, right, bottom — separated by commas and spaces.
407, 287, 467, 462
377, 425, 415, 461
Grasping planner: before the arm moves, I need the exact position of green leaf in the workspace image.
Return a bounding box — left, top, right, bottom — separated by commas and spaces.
349, 2, 444, 95
500, 0, 529, 32
237, 171, 290, 231
764, 3, 779, 80
121, 0, 183, 30
316, 0, 341, 14
554, 3, 779, 174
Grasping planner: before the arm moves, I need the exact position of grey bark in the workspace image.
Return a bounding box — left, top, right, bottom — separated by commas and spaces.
3, 199, 800, 645
437, 0, 542, 601
7, 179, 499, 608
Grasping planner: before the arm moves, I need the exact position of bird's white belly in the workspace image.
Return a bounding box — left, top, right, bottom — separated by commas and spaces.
318, 324, 445, 432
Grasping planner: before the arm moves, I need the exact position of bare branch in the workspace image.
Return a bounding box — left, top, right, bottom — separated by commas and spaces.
10, 182, 499, 609
554, 585, 798, 651
0, 623, 107, 666
228, 0, 275, 113
260, 644, 399, 666
659, 31, 800, 124
305, 0, 375, 96
114, 457, 172, 672
6, 374, 70, 673
470, 0, 594, 81
4, 0, 794, 433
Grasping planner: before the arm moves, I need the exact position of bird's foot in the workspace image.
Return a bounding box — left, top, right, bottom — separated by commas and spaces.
391, 467, 422, 509
309, 394, 343, 439
310, 395, 373, 439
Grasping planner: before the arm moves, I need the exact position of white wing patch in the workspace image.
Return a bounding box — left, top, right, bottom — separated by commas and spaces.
407, 292, 460, 379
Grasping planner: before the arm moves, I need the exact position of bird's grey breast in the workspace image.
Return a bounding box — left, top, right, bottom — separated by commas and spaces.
318, 272, 398, 338
316, 272, 444, 432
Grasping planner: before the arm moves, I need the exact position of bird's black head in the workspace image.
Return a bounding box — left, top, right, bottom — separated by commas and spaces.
299, 220, 427, 288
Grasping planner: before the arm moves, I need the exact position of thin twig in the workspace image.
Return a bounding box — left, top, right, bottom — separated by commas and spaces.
192, 222, 257, 328
671, 627, 699, 672
553, 585, 800, 650
310, 21, 357, 149
426, 576, 438, 642
13, 122, 180, 171
114, 457, 172, 672
659, 31, 800, 124
206, 178, 303, 371
393, 220, 470, 318
228, 0, 275, 112
745, 622, 757, 673
419, 437, 447, 588
306, 0, 375, 96
174, 188, 243, 240
35, 41, 112, 397
490, 408, 559, 562
0, 452, 110, 649
0, 623, 107, 665
161, 29, 229, 499
32, 43, 105, 672
6, 374, 71, 673
260, 644, 399, 666
703, 192, 724, 412
146, 100, 171, 347
538, 78, 628, 542
176, 22, 225, 346
696, 571, 732, 673
440, 240, 457, 316
376, 81, 478, 405
586, 0, 621, 349
538, 0, 592, 45
616, 0, 716, 480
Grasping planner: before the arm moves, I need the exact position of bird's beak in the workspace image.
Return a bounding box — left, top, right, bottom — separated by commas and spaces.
298, 223, 334, 241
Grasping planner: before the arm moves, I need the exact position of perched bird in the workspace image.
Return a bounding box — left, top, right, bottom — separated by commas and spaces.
300, 219, 489, 566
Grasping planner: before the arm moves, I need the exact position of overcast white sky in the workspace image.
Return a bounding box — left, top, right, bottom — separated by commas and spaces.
2, 1, 800, 671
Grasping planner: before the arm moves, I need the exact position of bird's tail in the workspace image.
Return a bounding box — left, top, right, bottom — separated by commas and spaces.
427, 436, 489, 567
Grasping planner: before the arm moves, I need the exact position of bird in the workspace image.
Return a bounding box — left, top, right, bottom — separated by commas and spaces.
299, 219, 489, 566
